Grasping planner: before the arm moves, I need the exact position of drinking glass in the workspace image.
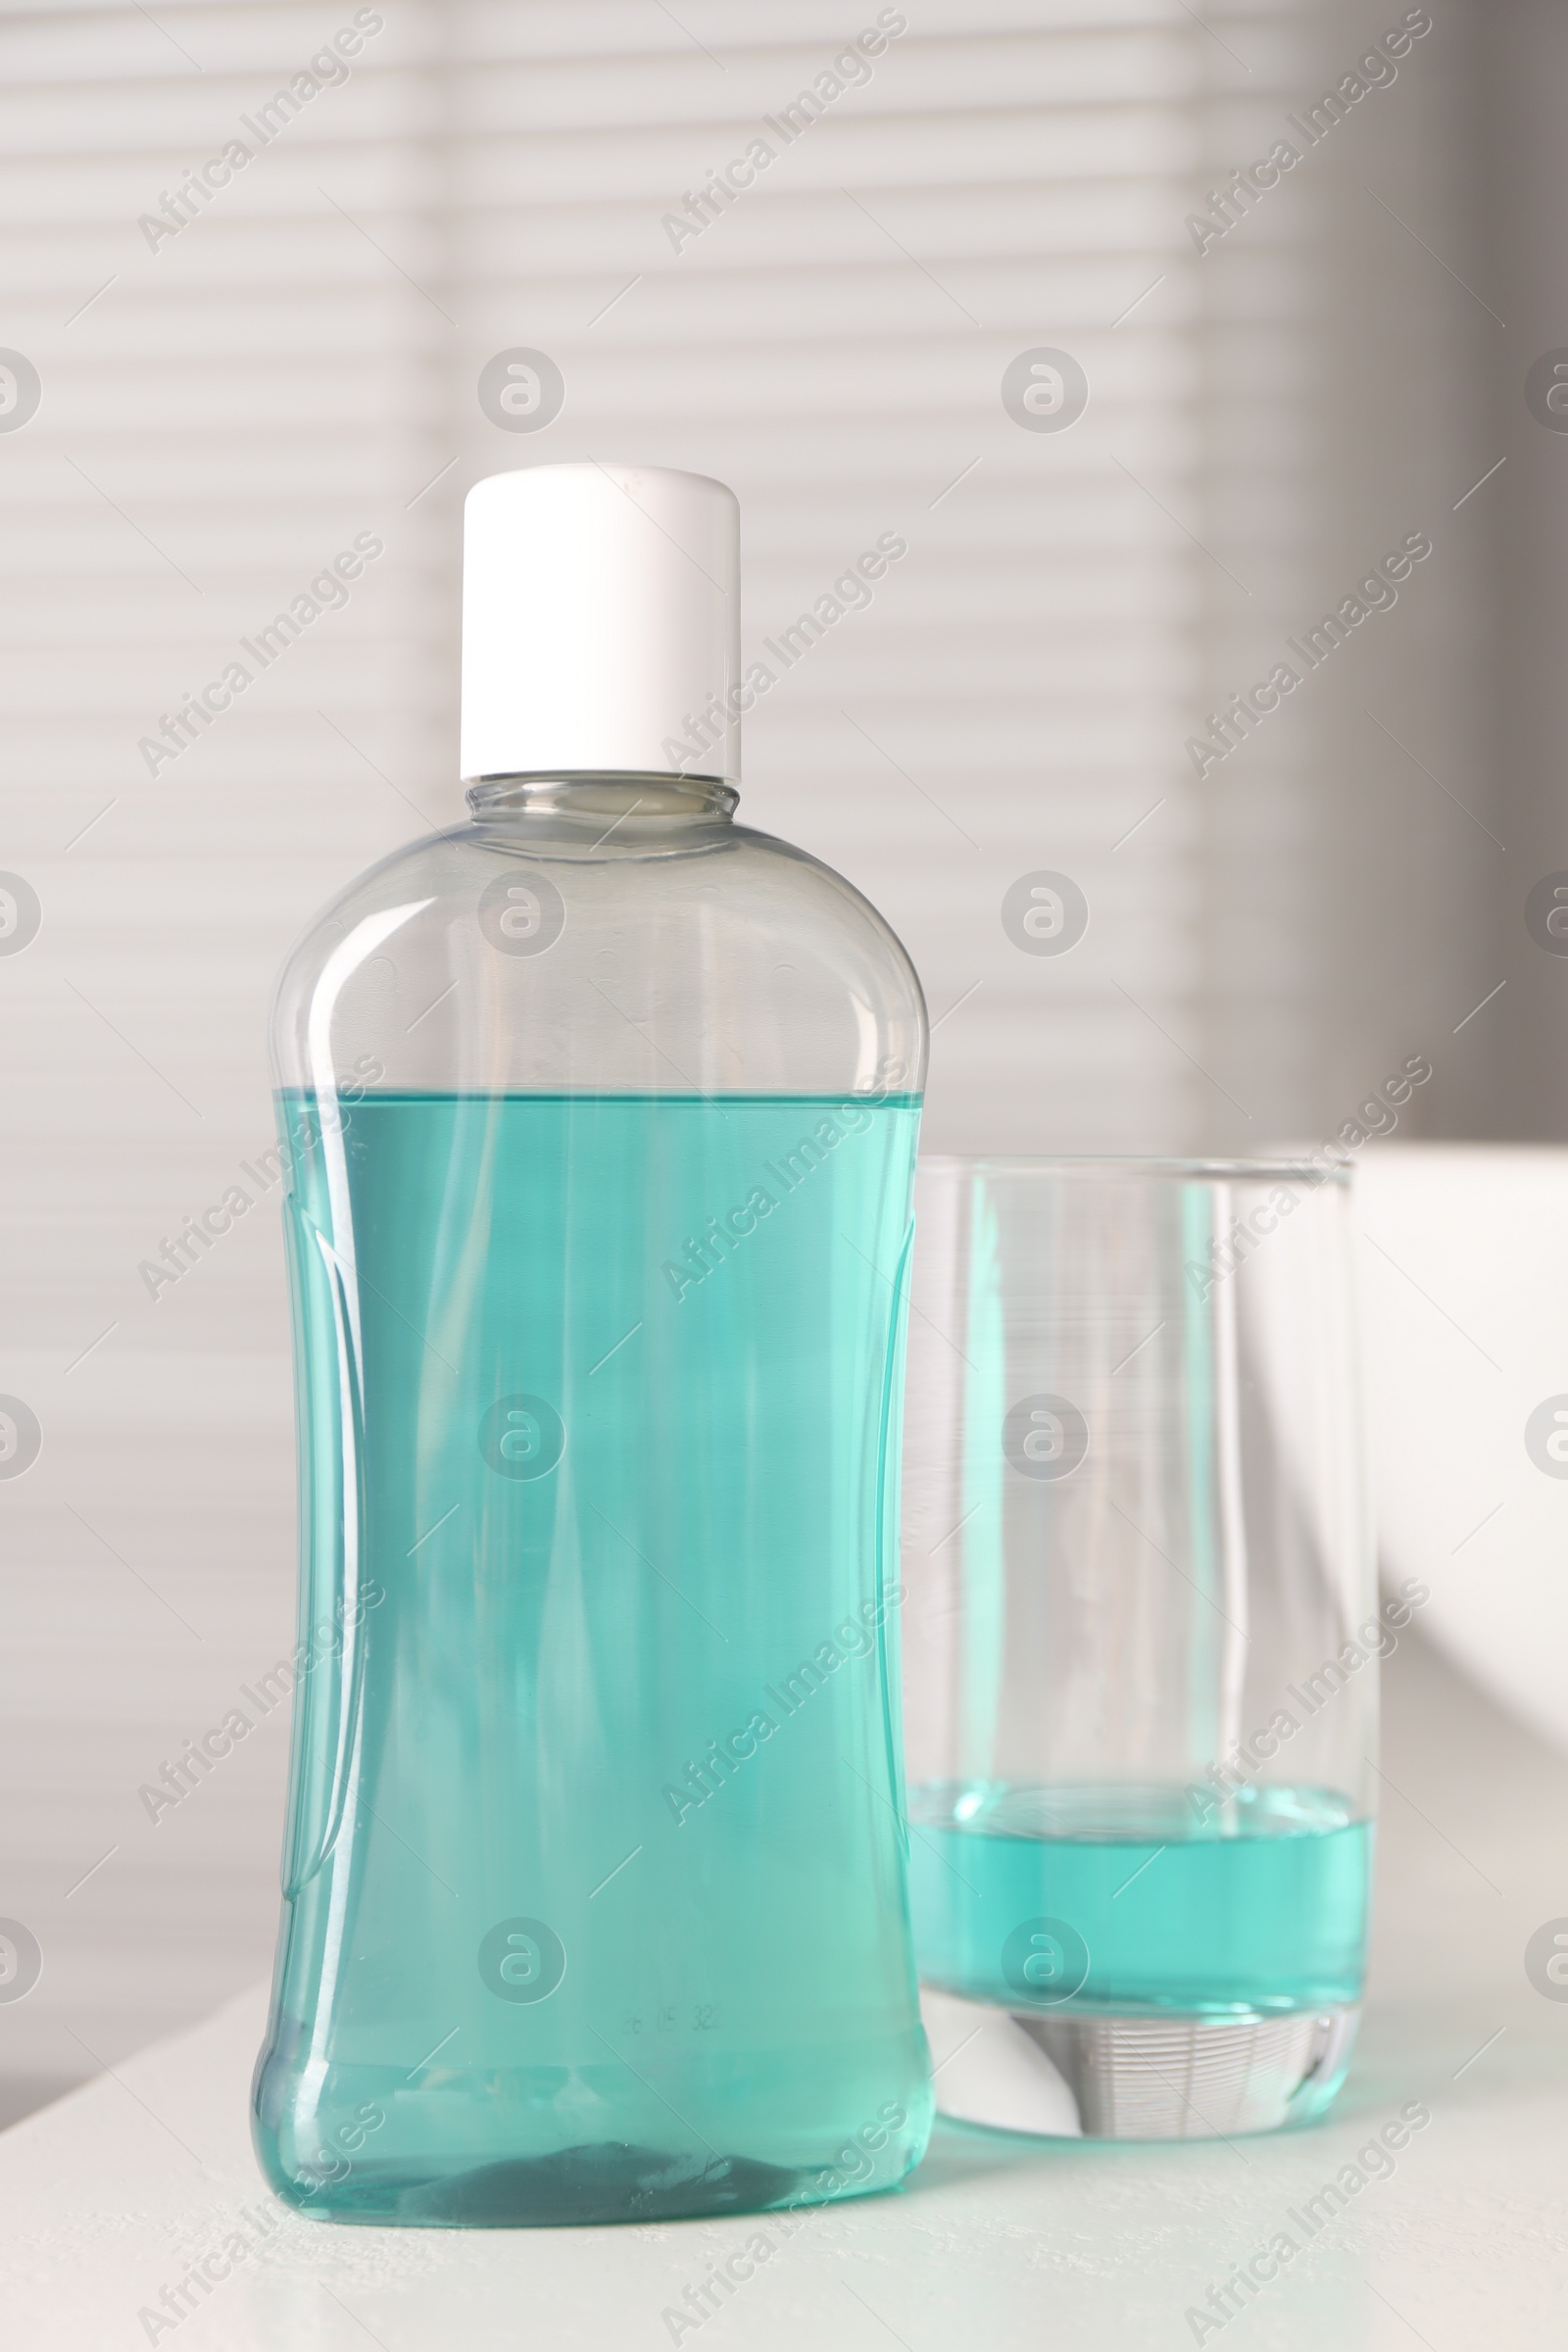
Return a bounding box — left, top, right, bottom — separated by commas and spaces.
902, 1157, 1382, 2140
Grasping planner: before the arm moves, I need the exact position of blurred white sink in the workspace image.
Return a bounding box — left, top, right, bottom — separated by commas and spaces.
1354, 1143, 1568, 1756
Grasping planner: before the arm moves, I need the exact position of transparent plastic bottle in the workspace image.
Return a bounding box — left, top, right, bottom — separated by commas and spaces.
251, 465, 933, 2225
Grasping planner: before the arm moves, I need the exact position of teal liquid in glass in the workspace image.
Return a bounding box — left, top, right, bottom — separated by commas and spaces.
910, 1783, 1371, 2015
252, 1091, 932, 2226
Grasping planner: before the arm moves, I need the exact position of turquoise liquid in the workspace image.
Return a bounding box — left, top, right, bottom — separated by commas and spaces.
253, 1090, 932, 2226
910, 1783, 1371, 2015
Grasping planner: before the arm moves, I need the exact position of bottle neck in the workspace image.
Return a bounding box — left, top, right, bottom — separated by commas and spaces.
466, 772, 738, 825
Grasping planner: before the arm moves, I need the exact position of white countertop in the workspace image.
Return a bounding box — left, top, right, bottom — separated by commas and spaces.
5, 1631, 1565, 2350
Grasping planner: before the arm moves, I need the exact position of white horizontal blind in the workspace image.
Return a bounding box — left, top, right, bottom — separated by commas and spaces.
0, 0, 1481, 2103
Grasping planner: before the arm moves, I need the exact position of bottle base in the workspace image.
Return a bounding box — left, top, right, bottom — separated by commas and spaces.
260, 2135, 923, 2230
920, 1984, 1359, 2140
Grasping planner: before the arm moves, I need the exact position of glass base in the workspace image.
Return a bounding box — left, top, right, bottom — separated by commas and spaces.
921, 1984, 1359, 2141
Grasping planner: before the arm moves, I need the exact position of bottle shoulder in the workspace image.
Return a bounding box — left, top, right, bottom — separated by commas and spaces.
285, 812, 907, 941
272, 811, 927, 1099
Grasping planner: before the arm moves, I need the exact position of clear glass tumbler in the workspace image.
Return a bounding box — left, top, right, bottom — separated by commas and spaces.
902, 1157, 1381, 2140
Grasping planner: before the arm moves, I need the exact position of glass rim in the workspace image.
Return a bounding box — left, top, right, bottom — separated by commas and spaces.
918, 1152, 1352, 1187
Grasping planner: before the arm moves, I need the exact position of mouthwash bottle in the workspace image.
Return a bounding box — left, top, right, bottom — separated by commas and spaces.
252, 463, 932, 2225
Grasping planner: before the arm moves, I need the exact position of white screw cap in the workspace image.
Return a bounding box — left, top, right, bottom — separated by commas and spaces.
460, 462, 741, 783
